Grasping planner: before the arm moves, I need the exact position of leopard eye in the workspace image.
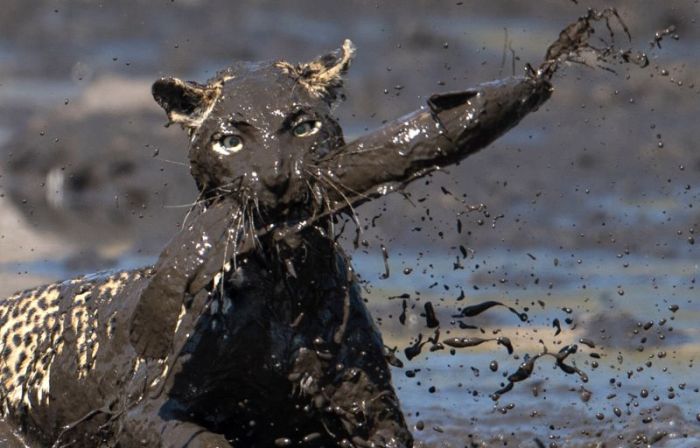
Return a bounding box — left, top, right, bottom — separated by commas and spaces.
212, 135, 243, 155
292, 120, 322, 137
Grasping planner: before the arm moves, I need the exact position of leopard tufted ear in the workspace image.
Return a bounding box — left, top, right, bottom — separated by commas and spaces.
276, 39, 355, 103
152, 77, 221, 130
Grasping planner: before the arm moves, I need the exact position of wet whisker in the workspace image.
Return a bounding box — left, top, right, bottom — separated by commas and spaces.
154, 158, 188, 167
306, 169, 364, 246
246, 202, 262, 250
180, 189, 205, 228
212, 175, 246, 195
306, 164, 372, 201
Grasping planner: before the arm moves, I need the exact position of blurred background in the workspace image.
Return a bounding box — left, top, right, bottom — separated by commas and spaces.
1, 0, 698, 446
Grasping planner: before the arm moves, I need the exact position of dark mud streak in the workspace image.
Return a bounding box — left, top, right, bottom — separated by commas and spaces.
491, 343, 588, 401
454, 300, 528, 322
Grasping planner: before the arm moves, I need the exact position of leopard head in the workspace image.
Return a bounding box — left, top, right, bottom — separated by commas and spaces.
152, 40, 355, 219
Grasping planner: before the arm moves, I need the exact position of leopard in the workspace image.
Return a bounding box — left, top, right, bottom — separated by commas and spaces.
0, 39, 551, 447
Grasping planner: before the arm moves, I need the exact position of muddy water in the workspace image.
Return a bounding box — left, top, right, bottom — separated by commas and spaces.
1, 0, 699, 446
361, 249, 700, 446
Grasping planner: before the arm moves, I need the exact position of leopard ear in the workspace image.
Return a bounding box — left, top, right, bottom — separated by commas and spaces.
152, 77, 221, 130
276, 39, 355, 103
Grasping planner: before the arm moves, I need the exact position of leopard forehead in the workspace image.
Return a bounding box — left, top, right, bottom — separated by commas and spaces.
202, 62, 329, 134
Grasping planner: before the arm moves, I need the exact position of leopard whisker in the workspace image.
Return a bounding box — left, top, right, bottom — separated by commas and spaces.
181, 189, 205, 228
246, 202, 262, 251
306, 163, 372, 201
306, 169, 362, 237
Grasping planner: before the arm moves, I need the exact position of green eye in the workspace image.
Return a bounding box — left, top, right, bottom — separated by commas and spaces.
212, 135, 243, 155
221, 135, 243, 149
292, 120, 322, 137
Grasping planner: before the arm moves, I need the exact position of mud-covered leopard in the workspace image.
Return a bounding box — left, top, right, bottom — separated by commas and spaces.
0, 40, 551, 447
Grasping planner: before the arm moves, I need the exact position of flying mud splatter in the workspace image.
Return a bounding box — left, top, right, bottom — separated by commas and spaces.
395, 7, 656, 402
535, 7, 649, 79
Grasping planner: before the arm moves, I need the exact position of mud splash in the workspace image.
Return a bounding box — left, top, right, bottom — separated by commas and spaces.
389, 5, 658, 395
371, 9, 700, 447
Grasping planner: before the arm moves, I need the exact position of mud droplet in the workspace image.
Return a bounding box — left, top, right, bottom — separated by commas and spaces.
399, 299, 407, 325
578, 338, 596, 348
579, 387, 592, 402
497, 337, 514, 355
456, 300, 527, 322
379, 244, 390, 279
404, 334, 427, 360
489, 360, 498, 372
553, 318, 562, 336
424, 302, 440, 328
443, 336, 488, 348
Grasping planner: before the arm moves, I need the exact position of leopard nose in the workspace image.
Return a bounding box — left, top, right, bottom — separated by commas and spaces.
263, 175, 290, 195
260, 168, 290, 196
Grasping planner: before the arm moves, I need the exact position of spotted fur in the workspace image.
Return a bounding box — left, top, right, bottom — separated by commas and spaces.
0, 271, 147, 395
0, 269, 159, 444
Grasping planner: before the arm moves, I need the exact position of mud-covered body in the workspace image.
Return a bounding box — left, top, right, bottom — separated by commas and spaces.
1, 232, 407, 447
0, 38, 552, 447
